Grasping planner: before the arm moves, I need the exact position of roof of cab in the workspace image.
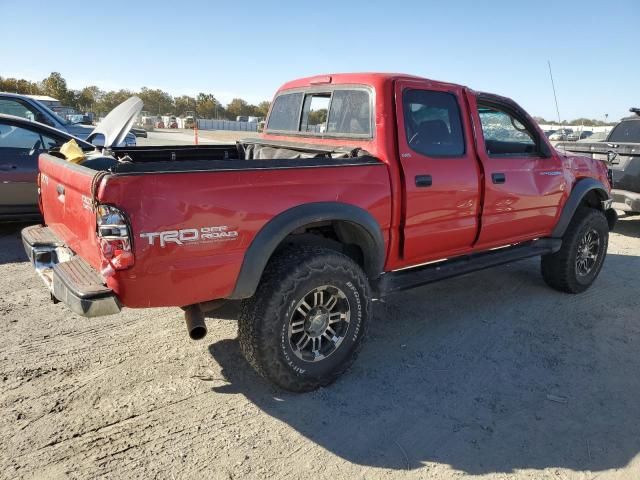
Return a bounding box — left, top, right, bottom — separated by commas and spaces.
276, 72, 466, 93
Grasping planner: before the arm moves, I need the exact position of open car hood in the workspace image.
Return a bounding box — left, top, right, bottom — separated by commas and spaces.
87, 96, 143, 148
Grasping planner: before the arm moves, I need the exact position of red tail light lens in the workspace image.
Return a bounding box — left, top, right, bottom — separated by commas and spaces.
96, 205, 134, 276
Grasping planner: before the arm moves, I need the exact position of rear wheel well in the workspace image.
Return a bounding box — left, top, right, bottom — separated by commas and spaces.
274, 221, 368, 272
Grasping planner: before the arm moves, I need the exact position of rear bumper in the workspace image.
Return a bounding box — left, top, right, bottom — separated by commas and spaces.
612, 189, 640, 213
21, 225, 121, 317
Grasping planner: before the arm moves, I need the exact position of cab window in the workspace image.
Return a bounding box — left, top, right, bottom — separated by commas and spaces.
477, 105, 538, 156
403, 89, 465, 157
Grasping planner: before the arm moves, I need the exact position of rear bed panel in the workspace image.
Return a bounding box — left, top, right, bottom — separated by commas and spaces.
98, 164, 391, 308
39, 154, 102, 271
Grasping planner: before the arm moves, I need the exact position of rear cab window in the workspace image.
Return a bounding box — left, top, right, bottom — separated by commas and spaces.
266, 87, 372, 137
608, 120, 640, 143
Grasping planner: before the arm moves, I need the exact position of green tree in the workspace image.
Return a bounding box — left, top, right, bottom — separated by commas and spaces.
226, 97, 251, 120
174, 95, 196, 116
0, 77, 41, 95
40, 72, 72, 104
196, 93, 224, 119
254, 100, 271, 118
138, 87, 174, 115
96, 89, 134, 115
75, 86, 103, 112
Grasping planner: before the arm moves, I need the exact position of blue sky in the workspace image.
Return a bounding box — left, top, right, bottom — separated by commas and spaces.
1, 0, 637, 121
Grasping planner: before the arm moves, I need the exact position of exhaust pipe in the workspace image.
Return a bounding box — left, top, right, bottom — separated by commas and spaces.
184, 305, 207, 340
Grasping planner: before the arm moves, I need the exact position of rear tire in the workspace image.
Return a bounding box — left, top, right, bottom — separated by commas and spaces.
238, 246, 371, 392
541, 207, 609, 293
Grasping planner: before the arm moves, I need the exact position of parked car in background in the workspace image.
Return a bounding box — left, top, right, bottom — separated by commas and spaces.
66, 114, 93, 125
184, 116, 196, 129
130, 127, 148, 138
0, 92, 136, 147
556, 108, 640, 214
578, 131, 608, 142
567, 131, 593, 141
544, 129, 557, 138
549, 129, 574, 141
0, 97, 142, 221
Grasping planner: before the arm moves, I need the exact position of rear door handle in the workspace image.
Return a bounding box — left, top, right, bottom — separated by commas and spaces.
0, 164, 17, 171
415, 175, 432, 187
492, 173, 506, 184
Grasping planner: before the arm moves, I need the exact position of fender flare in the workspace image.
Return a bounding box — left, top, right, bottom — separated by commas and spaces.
229, 202, 385, 299
551, 178, 609, 238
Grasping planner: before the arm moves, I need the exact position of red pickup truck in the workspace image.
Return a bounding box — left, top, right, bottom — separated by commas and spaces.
23, 73, 617, 391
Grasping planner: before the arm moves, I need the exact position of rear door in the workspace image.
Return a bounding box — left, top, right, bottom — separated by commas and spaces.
394, 80, 481, 265
467, 93, 566, 248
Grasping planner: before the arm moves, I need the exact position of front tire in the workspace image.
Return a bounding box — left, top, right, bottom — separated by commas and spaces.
541, 207, 609, 293
238, 246, 371, 392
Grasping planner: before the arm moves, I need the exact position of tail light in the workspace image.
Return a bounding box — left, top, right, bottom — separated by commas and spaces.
96, 205, 134, 276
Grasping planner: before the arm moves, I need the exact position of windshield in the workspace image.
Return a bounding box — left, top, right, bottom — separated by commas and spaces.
608, 120, 640, 143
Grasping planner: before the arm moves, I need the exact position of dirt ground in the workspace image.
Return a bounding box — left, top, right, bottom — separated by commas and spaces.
1, 216, 639, 480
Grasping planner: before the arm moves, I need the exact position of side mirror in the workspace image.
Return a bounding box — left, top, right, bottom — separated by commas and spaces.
607, 150, 619, 165
34, 112, 53, 127
87, 133, 105, 148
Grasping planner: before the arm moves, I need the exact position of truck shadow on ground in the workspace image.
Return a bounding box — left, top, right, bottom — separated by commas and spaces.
208, 252, 640, 475
614, 214, 640, 238
0, 223, 31, 265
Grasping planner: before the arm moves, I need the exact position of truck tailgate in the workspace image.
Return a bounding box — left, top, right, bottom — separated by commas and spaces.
39, 153, 102, 271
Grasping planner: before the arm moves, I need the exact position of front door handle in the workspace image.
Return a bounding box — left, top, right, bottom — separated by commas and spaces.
0, 164, 17, 171
415, 175, 432, 187
492, 173, 506, 184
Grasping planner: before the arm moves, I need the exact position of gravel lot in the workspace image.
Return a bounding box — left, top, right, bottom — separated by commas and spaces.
1, 204, 639, 478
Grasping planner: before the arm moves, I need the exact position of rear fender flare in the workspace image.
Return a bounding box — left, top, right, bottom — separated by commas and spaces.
229, 202, 385, 299
551, 178, 609, 238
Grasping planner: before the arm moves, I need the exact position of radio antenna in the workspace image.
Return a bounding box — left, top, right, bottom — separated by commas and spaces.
547, 60, 561, 124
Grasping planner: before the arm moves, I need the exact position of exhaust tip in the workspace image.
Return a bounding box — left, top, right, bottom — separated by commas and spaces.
184, 305, 207, 341
189, 325, 207, 340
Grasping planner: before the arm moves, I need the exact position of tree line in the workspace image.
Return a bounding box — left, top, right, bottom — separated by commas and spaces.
533, 116, 616, 127
0, 72, 270, 120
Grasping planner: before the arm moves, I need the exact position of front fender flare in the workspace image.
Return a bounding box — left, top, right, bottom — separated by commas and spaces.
229, 202, 385, 299
551, 178, 609, 238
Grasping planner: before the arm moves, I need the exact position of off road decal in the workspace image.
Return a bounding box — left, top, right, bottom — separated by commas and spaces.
140, 226, 238, 247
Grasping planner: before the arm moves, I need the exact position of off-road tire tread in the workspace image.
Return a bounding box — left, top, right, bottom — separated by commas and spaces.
541, 207, 608, 293
238, 246, 371, 392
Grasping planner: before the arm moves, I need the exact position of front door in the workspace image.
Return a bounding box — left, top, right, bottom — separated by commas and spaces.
395, 80, 481, 266
0, 123, 57, 215
467, 94, 566, 248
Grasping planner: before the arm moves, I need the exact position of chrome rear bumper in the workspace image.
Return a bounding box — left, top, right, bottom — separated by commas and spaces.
21, 225, 121, 317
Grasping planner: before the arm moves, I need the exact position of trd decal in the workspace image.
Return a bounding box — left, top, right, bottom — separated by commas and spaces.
140, 226, 239, 247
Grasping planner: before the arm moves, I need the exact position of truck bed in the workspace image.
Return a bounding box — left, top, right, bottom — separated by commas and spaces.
37, 141, 392, 308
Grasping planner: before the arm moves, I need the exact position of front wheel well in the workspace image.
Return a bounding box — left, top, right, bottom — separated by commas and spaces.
580, 189, 606, 209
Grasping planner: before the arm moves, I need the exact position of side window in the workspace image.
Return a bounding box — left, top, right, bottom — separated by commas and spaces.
326, 90, 371, 135
267, 93, 303, 131
403, 89, 465, 156
0, 126, 41, 149
300, 93, 330, 133
41, 133, 63, 149
477, 105, 537, 156
0, 99, 38, 121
